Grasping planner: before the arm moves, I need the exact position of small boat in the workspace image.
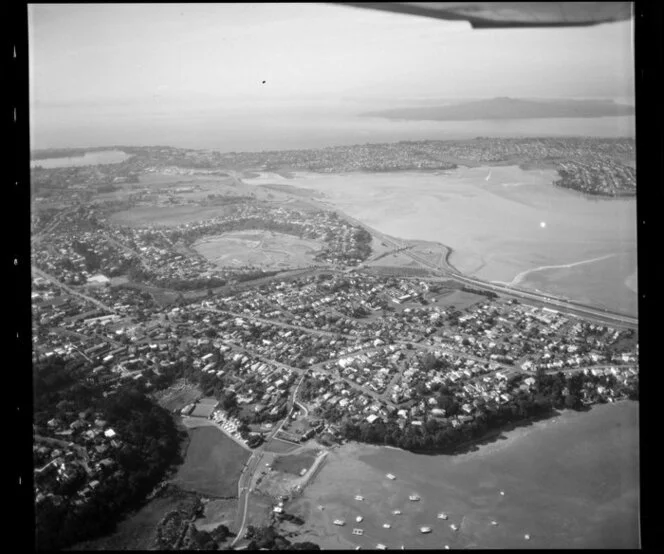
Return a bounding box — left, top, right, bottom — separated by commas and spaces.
355, 547, 361, 551
450, 524, 458, 532
419, 526, 432, 534
499, 491, 505, 496
356, 516, 363, 523
524, 534, 531, 541
376, 544, 387, 550
333, 519, 346, 526
383, 523, 392, 529
409, 495, 420, 502
352, 528, 364, 536
386, 473, 396, 480
444, 546, 450, 550
437, 513, 448, 520
392, 510, 401, 515
318, 505, 324, 510
355, 495, 364, 501
491, 520, 498, 526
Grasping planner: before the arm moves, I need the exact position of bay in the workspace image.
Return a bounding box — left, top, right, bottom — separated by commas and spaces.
286, 401, 639, 549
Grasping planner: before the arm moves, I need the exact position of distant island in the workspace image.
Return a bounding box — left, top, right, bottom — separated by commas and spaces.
361, 97, 635, 121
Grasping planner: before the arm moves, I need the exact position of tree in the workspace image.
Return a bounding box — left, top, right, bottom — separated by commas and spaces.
564, 393, 581, 410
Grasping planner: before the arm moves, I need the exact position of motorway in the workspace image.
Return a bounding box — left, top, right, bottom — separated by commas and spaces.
338, 212, 638, 330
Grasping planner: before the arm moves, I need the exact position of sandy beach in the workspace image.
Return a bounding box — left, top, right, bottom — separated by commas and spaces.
284, 401, 639, 549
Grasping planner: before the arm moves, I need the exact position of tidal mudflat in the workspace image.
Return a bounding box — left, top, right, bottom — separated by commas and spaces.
243, 168, 637, 315
285, 401, 639, 549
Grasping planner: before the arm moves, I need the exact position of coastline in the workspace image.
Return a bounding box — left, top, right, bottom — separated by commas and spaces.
283, 400, 638, 550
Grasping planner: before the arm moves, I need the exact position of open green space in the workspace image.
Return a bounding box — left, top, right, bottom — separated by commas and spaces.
70, 487, 199, 551
173, 426, 250, 498
271, 450, 318, 476
264, 438, 301, 454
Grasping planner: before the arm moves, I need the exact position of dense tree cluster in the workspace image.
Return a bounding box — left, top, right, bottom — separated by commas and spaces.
34, 358, 183, 550
460, 286, 498, 299
245, 525, 320, 550
338, 370, 638, 453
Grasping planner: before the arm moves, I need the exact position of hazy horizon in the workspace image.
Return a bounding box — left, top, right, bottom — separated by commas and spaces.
29, 3, 635, 151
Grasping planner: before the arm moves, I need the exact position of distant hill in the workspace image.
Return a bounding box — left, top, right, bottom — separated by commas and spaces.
361, 97, 635, 121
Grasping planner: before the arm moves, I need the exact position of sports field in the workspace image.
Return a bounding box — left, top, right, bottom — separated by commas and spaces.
173, 426, 250, 498
271, 449, 319, 476
153, 381, 203, 413
193, 230, 323, 269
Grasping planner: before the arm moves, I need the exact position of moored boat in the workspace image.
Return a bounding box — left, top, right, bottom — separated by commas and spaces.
409, 495, 420, 502
386, 473, 396, 480
437, 513, 448, 520
356, 516, 363, 523
420, 526, 432, 534
333, 519, 345, 526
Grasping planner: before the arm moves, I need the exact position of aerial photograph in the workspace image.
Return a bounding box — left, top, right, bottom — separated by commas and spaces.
29, 3, 639, 550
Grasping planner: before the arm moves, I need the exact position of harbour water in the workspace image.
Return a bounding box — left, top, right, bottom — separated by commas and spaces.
286, 401, 639, 549
243, 166, 637, 316
30, 149, 132, 168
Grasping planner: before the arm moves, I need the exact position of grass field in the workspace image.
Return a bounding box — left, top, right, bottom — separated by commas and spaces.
153, 381, 203, 413
194, 498, 238, 533
264, 438, 301, 454
271, 450, 318, 476
109, 205, 232, 227
173, 426, 250, 498
245, 493, 275, 530
432, 289, 485, 310
193, 230, 323, 270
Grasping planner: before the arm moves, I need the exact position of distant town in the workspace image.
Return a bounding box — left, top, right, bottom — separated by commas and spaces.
32, 136, 635, 198
32, 139, 638, 550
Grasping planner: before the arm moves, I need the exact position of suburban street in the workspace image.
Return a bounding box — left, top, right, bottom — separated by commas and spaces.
231, 374, 306, 547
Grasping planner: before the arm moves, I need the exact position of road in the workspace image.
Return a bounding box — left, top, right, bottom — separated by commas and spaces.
32, 206, 78, 245
203, 306, 354, 340
106, 236, 153, 272
446, 273, 638, 329
32, 266, 117, 313
232, 374, 306, 546
320, 204, 638, 330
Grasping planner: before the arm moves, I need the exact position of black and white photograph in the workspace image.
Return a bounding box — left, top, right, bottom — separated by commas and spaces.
25, 3, 645, 550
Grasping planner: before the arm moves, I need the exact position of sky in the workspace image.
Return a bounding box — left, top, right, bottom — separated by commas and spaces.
28, 3, 635, 149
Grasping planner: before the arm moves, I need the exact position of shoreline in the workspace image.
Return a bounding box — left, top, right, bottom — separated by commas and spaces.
283, 400, 638, 550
